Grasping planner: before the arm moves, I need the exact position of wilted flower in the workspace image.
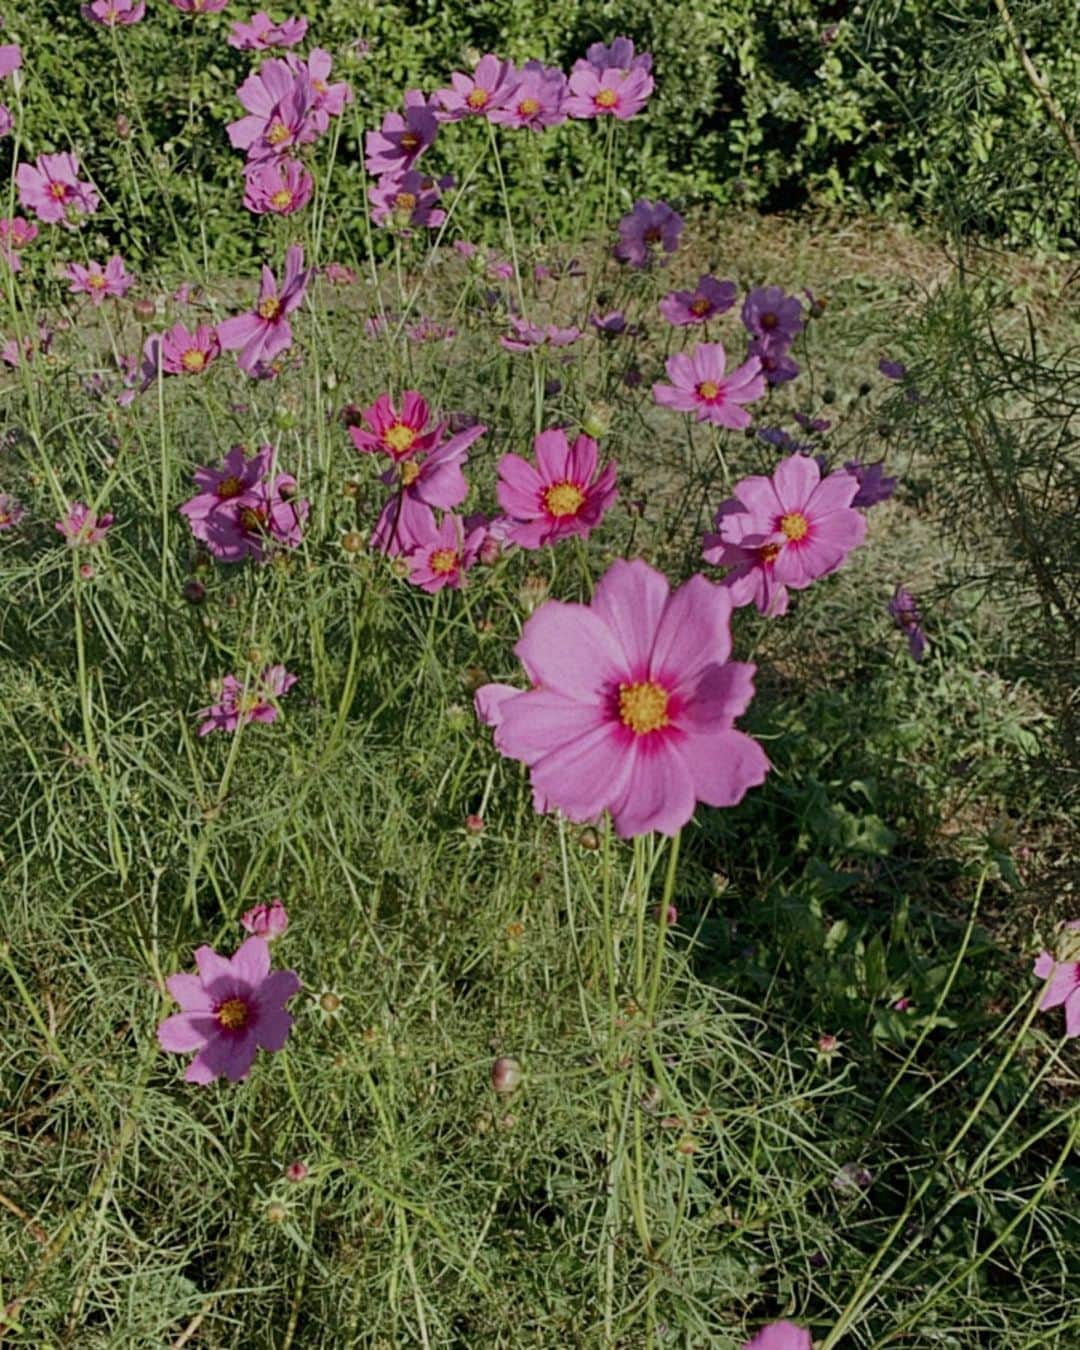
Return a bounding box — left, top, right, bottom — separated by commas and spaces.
197, 664, 298, 736
845, 459, 897, 509
613, 199, 683, 268
652, 341, 765, 429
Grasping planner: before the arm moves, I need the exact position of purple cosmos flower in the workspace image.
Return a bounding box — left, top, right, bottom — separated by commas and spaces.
55, 502, 114, 546
793, 412, 831, 434
749, 336, 800, 386
888, 585, 928, 661
578, 37, 653, 75
241, 898, 289, 939
228, 59, 318, 163
364, 90, 438, 175
202, 474, 307, 561
879, 357, 906, 380
741, 286, 804, 345
591, 310, 627, 335
845, 459, 897, 509
652, 341, 765, 429
180, 442, 273, 535
659, 275, 737, 327
285, 49, 352, 131
229, 11, 308, 50
0, 217, 38, 271
1033, 922, 1080, 1038
403, 509, 486, 592
566, 65, 653, 120
371, 424, 485, 556
435, 53, 519, 121
348, 391, 444, 461
16, 153, 99, 226
243, 158, 314, 216
369, 170, 447, 230
65, 255, 135, 305
157, 936, 301, 1084
613, 200, 683, 268
0, 493, 26, 530
500, 315, 581, 352
160, 322, 220, 375
742, 1322, 812, 1350
197, 665, 298, 736
496, 428, 617, 550
81, 0, 145, 22
217, 245, 310, 375
488, 60, 568, 130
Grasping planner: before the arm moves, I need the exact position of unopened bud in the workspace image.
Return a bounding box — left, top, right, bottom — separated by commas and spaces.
491, 1056, 522, 1095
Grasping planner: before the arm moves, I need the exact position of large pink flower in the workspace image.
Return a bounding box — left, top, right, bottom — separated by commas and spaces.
16, 153, 99, 226
496, 428, 617, 550
488, 60, 569, 130
65, 254, 134, 305
565, 65, 653, 120
435, 54, 519, 121
82, 0, 146, 24
364, 90, 438, 175
475, 559, 769, 837
160, 322, 221, 375
228, 59, 317, 162
652, 342, 765, 429
217, 244, 309, 375
285, 49, 352, 130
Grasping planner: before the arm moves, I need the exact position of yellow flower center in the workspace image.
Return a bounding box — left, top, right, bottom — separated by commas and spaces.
780, 511, 809, 541
400, 460, 421, 487
595, 88, 618, 109
182, 348, 207, 372
266, 121, 290, 146
270, 188, 294, 209
216, 475, 243, 498
690, 296, 711, 316
104, 5, 119, 19
467, 87, 490, 109
543, 481, 586, 518
618, 681, 670, 735
384, 422, 417, 454
696, 380, 720, 400
395, 191, 417, 211
313, 79, 328, 95
49, 182, 70, 201
88, 273, 107, 289
401, 131, 420, 150
216, 998, 249, 1029
238, 692, 263, 713
519, 97, 540, 116
759, 542, 781, 563
0, 511, 10, 526
258, 296, 282, 320
430, 547, 459, 575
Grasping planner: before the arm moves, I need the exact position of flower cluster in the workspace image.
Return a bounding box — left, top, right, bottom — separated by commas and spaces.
179, 442, 308, 562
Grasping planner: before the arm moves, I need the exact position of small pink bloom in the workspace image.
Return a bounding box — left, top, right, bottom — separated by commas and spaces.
241, 897, 289, 939
369, 169, 446, 230
16, 152, 99, 226
228, 11, 307, 49
371, 424, 485, 556
742, 286, 804, 345
55, 502, 114, 546
0, 44, 21, 77
65, 254, 134, 305
496, 428, 617, 550
197, 664, 298, 736
364, 89, 438, 175
217, 244, 310, 375
742, 1321, 812, 1350
403, 510, 485, 593
323, 261, 356, 285
475, 559, 769, 838
565, 65, 653, 121
157, 936, 301, 1085
348, 391, 443, 462
499, 316, 581, 352
243, 158, 314, 216
1033, 923, 1080, 1038
653, 341, 765, 429
180, 441, 273, 535
660, 275, 737, 327
613, 199, 683, 268
0, 493, 26, 529
0, 105, 12, 138
435, 53, 519, 122
0, 216, 38, 271
284, 1160, 309, 1182
160, 321, 220, 375
81, 0, 146, 23
488, 60, 568, 130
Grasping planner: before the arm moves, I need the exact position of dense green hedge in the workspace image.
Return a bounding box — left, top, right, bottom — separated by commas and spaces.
4, 0, 1076, 268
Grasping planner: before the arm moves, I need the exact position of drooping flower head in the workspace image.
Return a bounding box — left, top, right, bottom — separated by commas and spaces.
241, 897, 289, 938
364, 90, 438, 175
81, 0, 146, 23
55, 502, 114, 546
476, 559, 769, 837
16, 153, 100, 226
435, 54, 519, 121
566, 65, 654, 120
348, 391, 444, 462
741, 286, 804, 346
197, 664, 298, 736
243, 158, 314, 216
65, 255, 134, 305
1033, 922, 1080, 1039
660, 275, 737, 327
229, 10, 307, 49
652, 341, 765, 429
496, 428, 617, 550
742, 1322, 812, 1350
0, 217, 37, 271
217, 244, 310, 375
368, 170, 447, 230
488, 60, 569, 130
613, 199, 683, 268
888, 585, 928, 661
403, 509, 486, 593
157, 936, 301, 1084
370, 424, 485, 556
160, 322, 221, 375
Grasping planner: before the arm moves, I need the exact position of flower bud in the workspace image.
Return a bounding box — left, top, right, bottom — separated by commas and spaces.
132, 297, 156, 322
284, 1161, 308, 1183
341, 531, 365, 553
241, 898, 289, 940
581, 403, 612, 439
491, 1056, 522, 1095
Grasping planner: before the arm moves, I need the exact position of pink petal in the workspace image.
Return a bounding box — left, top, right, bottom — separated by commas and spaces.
157, 1012, 213, 1053
1065, 991, 1080, 1038
676, 726, 770, 808
231, 936, 271, 986
495, 689, 609, 765
591, 558, 669, 676
165, 972, 213, 1012
515, 601, 624, 699
534, 428, 572, 482
194, 945, 233, 985
528, 721, 634, 823
475, 683, 524, 728
807, 469, 859, 514
649, 573, 732, 690
1039, 959, 1080, 1010
772, 454, 820, 511
609, 737, 696, 837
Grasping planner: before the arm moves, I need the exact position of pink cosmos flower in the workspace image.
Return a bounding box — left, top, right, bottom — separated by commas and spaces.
369, 170, 446, 230
565, 65, 654, 121
228, 11, 307, 49
168, 0, 230, 13
488, 60, 568, 130
348, 391, 444, 462
55, 502, 114, 546
160, 322, 221, 375
613, 199, 683, 268
241, 897, 289, 938
0, 44, 21, 77
660, 275, 737, 327
323, 261, 356, 285
243, 158, 314, 215
742, 286, 804, 345
499, 315, 582, 352
157, 936, 301, 1085
435, 53, 519, 122
577, 37, 653, 75
1033, 923, 1080, 1039
370, 424, 485, 556
703, 455, 866, 610
888, 585, 928, 661
0, 216, 38, 271
364, 89, 438, 175
653, 342, 765, 429
228, 59, 317, 161
179, 442, 274, 537
591, 310, 627, 335
475, 559, 769, 837
201, 474, 307, 562
0, 493, 26, 530
403, 509, 485, 593
65, 255, 134, 305
284, 49, 351, 130
496, 428, 617, 550
82, 0, 146, 23
16, 153, 100, 226
197, 664, 298, 736
742, 1322, 812, 1350
217, 244, 310, 375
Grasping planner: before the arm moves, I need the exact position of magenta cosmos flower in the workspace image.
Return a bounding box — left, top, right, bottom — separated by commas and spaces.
285, 49, 352, 130
488, 60, 568, 130
653, 342, 765, 429
613, 200, 683, 268
217, 245, 310, 375
742, 286, 804, 345
371, 424, 485, 556
229, 11, 307, 49
56, 502, 114, 546
403, 509, 486, 593
197, 664, 298, 736
160, 322, 220, 375
578, 37, 653, 75
888, 585, 928, 661
157, 936, 301, 1085
228, 59, 317, 162
66, 255, 134, 305
82, 0, 145, 22
703, 455, 866, 612
476, 559, 769, 837
1033, 923, 1080, 1039
500, 315, 581, 352
241, 897, 289, 938
742, 1322, 812, 1350
0, 493, 26, 530
496, 428, 617, 550
369, 170, 446, 230
365, 90, 438, 175
180, 441, 273, 534
179, 443, 308, 562
0, 217, 37, 271
243, 158, 313, 216
435, 53, 519, 121
348, 391, 444, 462
17, 153, 99, 226
660, 275, 737, 327
566, 64, 653, 120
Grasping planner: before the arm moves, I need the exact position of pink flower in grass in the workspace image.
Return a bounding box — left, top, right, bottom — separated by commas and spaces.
566, 65, 653, 121
0, 216, 38, 271
703, 454, 866, 612
613, 200, 683, 268
496, 428, 617, 550
369, 170, 446, 230
0, 106, 12, 139
82, 0, 146, 23
179, 442, 274, 537
660, 275, 737, 327
653, 342, 765, 429
228, 59, 317, 161
55, 502, 114, 546
168, 0, 230, 13
197, 665, 298, 736
17, 153, 99, 226
229, 11, 307, 49
217, 244, 310, 375
65, 255, 134, 305
157, 936, 301, 1084
241, 897, 289, 938
161, 322, 220, 375
475, 559, 769, 838
243, 158, 313, 216
285, 49, 351, 130
1033, 923, 1080, 1039
202, 475, 307, 561
435, 53, 519, 121
0, 493, 26, 529
577, 37, 653, 76
500, 315, 581, 352
403, 509, 485, 593
0, 45, 21, 77
371, 424, 485, 556
364, 90, 438, 175
488, 60, 568, 130
888, 585, 928, 661
742, 1322, 812, 1350
742, 286, 804, 345
348, 391, 444, 462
